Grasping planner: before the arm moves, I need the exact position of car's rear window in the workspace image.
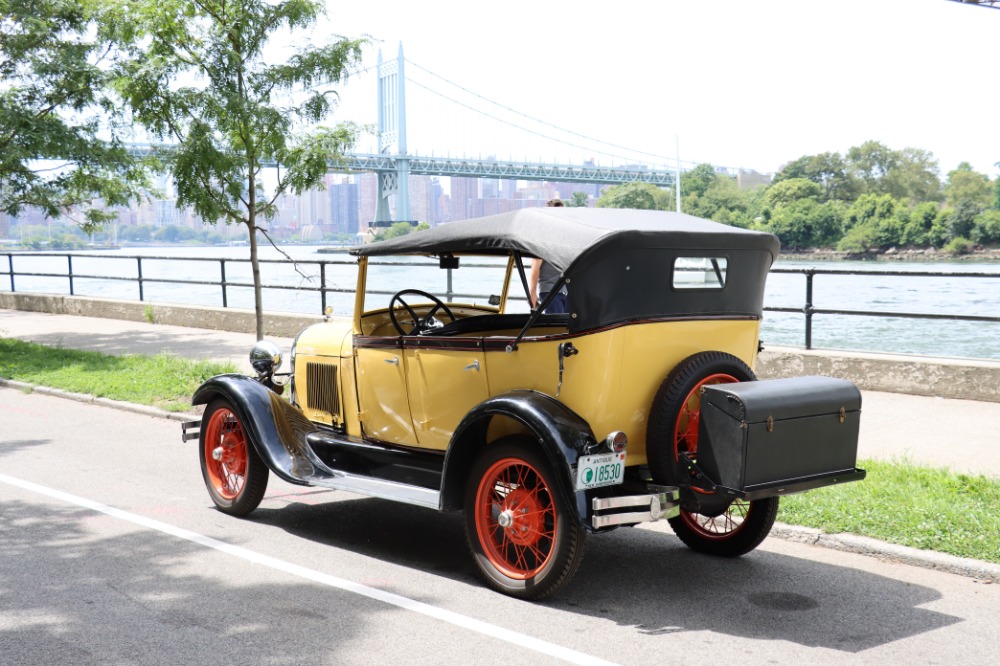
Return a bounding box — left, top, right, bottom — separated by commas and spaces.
672, 257, 728, 290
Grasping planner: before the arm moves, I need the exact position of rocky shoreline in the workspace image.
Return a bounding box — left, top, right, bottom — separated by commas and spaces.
777, 246, 1000, 263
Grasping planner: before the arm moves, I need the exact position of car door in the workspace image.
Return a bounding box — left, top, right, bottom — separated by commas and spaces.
403, 338, 489, 451
354, 338, 418, 445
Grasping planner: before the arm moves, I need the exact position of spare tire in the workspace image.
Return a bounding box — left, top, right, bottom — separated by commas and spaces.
647, 352, 779, 557
645, 351, 756, 487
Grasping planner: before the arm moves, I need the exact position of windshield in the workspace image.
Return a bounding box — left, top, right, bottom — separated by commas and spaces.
363, 255, 515, 314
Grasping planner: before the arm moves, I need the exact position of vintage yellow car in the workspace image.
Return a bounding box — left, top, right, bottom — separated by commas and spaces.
183, 207, 865, 599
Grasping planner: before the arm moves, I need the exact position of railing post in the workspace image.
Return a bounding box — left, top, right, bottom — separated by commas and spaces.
67, 255, 75, 295
220, 259, 228, 308
320, 262, 327, 313
804, 269, 815, 350
137, 257, 144, 301
7, 254, 14, 292
446, 267, 454, 302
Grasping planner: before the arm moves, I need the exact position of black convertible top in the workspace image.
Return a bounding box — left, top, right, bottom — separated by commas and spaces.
353, 208, 781, 332
351, 207, 780, 275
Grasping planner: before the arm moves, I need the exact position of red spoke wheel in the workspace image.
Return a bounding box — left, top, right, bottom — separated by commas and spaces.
647, 352, 778, 556
464, 438, 584, 599
200, 399, 268, 516
669, 495, 779, 556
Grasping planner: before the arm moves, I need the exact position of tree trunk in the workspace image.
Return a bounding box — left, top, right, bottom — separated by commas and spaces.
247, 219, 264, 340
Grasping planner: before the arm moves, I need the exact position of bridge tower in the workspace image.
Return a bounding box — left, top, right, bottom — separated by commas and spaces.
375, 44, 410, 223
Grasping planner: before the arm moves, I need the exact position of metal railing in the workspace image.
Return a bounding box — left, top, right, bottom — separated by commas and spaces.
0, 250, 518, 314
1, 251, 359, 314
767, 266, 1000, 349
3, 252, 1000, 351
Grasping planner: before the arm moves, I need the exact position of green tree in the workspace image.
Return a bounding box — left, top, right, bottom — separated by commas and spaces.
942, 163, 991, 245
372, 221, 428, 242
972, 210, 1000, 245
847, 140, 899, 196
762, 178, 822, 209
568, 192, 590, 207
837, 193, 902, 252
112, 0, 366, 339
772, 152, 859, 202
680, 163, 718, 200
596, 182, 659, 210
885, 148, 942, 204
900, 201, 940, 246
993, 161, 1000, 210
687, 175, 754, 225
650, 186, 676, 211
0, 0, 152, 231
945, 162, 992, 209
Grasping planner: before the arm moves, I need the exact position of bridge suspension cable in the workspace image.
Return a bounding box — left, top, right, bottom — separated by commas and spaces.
404, 59, 689, 168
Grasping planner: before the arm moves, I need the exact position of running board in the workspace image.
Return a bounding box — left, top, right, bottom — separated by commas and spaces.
306, 470, 441, 510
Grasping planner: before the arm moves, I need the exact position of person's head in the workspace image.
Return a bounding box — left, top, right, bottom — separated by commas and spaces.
547, 199, 564, 207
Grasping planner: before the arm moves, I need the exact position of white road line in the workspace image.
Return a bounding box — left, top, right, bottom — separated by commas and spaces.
0, 473, 618, 666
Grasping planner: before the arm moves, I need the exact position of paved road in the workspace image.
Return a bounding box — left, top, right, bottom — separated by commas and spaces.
2, 390, 999, 666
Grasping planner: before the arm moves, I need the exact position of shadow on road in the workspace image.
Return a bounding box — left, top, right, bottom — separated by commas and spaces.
0, 499, 370, 665
251, 492, 958, 653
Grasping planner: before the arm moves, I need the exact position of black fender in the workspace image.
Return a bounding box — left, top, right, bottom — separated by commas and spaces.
193, 374, 314, 487
440, 389, 596, 526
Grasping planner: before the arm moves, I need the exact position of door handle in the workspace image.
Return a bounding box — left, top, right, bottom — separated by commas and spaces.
384, 355, 399, 366
464, 359, 480, 372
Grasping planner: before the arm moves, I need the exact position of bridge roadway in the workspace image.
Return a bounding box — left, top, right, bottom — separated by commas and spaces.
125, 144, 677, 185
340, 153, 676, 185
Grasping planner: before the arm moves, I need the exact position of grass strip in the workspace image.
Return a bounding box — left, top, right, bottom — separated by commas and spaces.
0, 338, 236, 412
779, 458, 1000, 565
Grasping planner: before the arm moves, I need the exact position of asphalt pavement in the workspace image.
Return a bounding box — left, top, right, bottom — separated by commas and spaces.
5, 388, 998, 665
2, 306, 1000, 587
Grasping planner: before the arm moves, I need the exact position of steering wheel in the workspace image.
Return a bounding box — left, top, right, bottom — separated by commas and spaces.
388, 289, 456, 335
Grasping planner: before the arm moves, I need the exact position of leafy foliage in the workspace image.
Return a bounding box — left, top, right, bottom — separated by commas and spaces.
0, 0, 153, 231
596, 140, 998, 255
595, 182, 658, 210
372, 221, 429, 242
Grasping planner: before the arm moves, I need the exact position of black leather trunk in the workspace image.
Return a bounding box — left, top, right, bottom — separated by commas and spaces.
697, 376, 865, 498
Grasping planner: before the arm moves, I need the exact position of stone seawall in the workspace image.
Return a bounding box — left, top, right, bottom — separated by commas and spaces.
4, 291, 999, 403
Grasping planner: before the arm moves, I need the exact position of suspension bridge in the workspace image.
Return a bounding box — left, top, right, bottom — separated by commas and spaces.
127, 44, 738, 228
341, 45, 677, 222
352, 44, 682, 222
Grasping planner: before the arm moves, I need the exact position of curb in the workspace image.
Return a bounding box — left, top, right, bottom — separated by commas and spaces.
770, 524, 1000, 584
0, 378, 199, 423
4, 377, 999, 585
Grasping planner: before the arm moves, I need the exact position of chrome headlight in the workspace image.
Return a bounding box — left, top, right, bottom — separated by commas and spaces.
249, 340, 282, 375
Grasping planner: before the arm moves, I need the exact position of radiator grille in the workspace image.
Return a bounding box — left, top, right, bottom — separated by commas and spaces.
306, 362, 340, 416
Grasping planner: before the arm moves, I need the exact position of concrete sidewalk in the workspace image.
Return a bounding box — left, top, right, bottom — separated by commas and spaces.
2, 307, 999, 478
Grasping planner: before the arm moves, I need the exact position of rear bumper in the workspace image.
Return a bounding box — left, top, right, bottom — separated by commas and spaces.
181, 420, 200, 442
591, 484, 680, 529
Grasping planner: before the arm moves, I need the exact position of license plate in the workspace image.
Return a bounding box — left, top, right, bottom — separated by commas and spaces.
575, 452, 626, 490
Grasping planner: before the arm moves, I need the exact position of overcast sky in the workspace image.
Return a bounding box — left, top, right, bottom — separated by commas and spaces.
301, 0, 998, 178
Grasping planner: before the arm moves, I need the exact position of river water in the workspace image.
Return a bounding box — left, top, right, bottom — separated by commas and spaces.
4, 245, 1000, 361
